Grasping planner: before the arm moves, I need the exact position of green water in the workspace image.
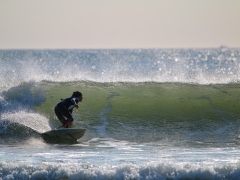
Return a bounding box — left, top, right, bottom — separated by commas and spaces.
36, 81, 240, 126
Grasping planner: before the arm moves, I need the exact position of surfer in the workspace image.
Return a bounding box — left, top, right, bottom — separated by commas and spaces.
54, 91, 83, 128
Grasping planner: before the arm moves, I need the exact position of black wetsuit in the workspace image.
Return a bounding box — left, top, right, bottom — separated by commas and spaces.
54, 96, 80, 125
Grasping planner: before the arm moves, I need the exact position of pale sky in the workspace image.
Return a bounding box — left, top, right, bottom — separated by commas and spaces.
0, 0, 240, 49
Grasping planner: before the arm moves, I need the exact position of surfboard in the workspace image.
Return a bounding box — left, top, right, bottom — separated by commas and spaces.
42, 128, 86, 141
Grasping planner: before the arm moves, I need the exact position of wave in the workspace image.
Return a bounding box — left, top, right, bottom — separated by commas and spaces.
0, 82, 51, 132
2, 49, 240, 180
0, 116, 79, 144
1, 161, 240, 180
0, 48, 240, 90
0, 68, 240, 146
0, 120, 42, 144
1, 81, 239, 145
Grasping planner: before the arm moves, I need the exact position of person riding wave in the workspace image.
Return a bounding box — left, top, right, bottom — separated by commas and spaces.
54, 91, 83, 128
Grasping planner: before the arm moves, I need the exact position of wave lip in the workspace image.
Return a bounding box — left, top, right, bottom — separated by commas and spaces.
1, 48, 240, 89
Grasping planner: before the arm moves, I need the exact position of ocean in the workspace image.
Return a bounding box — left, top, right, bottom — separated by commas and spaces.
1, 48, 240, 179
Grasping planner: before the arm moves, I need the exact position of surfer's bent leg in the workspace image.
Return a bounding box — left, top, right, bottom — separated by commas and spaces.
60, 110, 73, 128
54, 103, 74, 128
63, 118, 73, 128
54, 105, 67, 125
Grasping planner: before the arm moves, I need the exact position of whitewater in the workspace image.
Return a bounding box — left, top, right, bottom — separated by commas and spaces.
1, 48, 240, 179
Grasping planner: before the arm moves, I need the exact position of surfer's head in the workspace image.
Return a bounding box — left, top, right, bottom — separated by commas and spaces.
72, 91, 83, 101
72, 91, 82, 97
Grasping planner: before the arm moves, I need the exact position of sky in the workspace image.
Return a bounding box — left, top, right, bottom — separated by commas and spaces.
0, 0, 240, 49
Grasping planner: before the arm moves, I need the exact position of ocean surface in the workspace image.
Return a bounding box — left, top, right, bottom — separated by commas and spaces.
1, 48, 240, 179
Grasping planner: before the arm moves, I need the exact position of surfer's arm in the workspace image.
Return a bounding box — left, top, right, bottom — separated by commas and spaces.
71, 97, 80, 109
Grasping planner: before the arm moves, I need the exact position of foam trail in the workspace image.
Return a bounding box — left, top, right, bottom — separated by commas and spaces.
97, 106, 110, 137
96, 92, 120, 137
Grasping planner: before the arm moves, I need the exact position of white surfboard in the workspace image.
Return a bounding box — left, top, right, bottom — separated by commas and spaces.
42, 128, 86, 141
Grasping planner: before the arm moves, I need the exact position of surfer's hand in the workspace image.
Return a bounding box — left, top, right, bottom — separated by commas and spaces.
75, 105, 79, 109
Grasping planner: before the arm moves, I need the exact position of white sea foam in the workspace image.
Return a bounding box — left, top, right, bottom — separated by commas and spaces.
1, 159, 240, 179
0, 48, 240, 90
